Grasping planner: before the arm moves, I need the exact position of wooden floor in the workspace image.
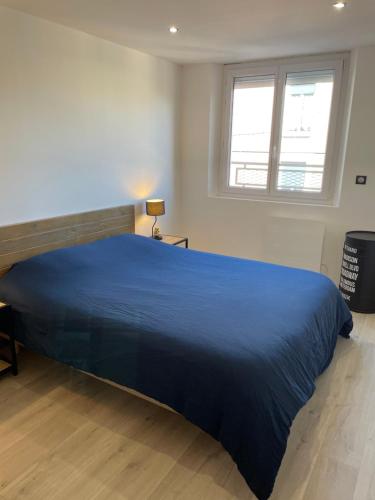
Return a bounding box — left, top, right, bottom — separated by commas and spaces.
0, 313, 374, 500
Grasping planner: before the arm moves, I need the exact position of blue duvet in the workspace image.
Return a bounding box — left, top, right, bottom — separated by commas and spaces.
0, 234, 352, 499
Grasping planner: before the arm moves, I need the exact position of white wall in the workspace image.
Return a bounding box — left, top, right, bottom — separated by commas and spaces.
0, 7, 180, 235
180, 46, 375, 282
1, 5, 374, 280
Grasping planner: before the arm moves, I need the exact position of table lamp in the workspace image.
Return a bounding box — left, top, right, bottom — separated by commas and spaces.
146, 199, 165, 240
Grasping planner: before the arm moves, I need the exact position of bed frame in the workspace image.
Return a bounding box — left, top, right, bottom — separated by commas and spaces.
0, 205, 175, 412
0, 205, 135, 276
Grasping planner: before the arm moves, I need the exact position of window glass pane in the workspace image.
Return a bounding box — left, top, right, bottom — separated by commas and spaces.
277, 70, 334, 193
229, 75, 275, 190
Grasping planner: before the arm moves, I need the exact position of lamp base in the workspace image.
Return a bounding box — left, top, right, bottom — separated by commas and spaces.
153, 234, 163, 240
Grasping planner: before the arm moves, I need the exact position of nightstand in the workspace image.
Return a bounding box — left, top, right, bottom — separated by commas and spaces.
0, 303, 18, 377
161, 235, 189, 248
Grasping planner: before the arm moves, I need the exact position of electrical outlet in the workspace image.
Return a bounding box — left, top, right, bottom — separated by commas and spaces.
356, 175, 367, 185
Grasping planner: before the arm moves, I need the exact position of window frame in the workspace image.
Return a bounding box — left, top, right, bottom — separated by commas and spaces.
220, 53, 349, 205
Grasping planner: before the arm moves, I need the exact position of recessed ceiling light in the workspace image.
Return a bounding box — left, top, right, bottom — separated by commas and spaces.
333, 1, 346, 9
169, 26, 179, 34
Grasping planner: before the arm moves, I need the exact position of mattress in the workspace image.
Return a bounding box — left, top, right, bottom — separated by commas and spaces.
0, 234, 353, 499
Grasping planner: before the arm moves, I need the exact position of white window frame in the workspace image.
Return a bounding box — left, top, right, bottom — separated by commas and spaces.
220, 53, 349, 205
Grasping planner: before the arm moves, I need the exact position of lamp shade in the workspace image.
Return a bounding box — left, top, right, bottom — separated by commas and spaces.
146, 199, 165, 217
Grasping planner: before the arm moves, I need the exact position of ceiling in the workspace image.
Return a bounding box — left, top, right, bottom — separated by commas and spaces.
1, 0, 375, 64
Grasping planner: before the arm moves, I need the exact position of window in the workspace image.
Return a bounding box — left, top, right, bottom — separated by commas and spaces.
221, 54, 348, 204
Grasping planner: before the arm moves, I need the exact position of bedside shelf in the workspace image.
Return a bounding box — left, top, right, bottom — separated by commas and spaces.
0, 359, 12, 375
0, 304, 18, 377
160, 235, 189, 248
0, 336, 12, 350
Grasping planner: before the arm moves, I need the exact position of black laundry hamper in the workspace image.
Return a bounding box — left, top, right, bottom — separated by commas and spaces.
339, 231, 375, 313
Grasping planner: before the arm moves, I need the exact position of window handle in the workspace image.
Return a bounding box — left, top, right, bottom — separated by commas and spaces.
272, 145, 278, 163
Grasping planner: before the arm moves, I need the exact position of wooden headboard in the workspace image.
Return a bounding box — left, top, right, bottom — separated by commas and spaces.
0, 205, 135, 276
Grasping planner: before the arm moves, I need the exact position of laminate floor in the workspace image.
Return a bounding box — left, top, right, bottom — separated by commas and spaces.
0, 313, 374, 500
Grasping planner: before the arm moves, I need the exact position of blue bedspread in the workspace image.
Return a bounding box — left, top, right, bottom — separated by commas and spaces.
0, 234, 352, 499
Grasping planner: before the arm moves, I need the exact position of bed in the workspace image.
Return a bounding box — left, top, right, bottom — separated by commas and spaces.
0, 206, 352, 500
